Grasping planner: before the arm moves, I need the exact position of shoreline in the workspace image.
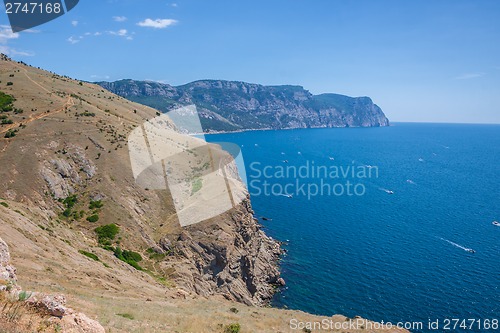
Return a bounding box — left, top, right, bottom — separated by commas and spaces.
197, 123, 391, 136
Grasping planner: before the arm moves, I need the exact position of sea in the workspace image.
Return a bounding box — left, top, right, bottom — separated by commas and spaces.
206, 123, 500, 332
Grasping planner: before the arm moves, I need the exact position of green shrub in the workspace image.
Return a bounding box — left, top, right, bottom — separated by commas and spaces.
18, 291, 32, 301
122, 250, 142, 263
0, 92, 14, 112
116, 313, 134, 320
95, 224, 119, 243
79, 250, 99, 261
4, 129, 17, 138
224, 323, 241, 333
0, 202, 8, 208
125, 260, 143, 271
6, 82, 13, 86
86, 214, 99, 223
89, 200, 103, 209
62, 195, 78, 209
102, 245, 115, 251
114, 247, 143, 270
191, 178, 202, 194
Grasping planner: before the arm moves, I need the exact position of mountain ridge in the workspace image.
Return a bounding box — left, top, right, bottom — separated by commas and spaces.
98, 79, 390, 132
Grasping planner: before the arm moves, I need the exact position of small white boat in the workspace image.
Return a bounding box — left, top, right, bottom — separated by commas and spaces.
493, 221, 500, 227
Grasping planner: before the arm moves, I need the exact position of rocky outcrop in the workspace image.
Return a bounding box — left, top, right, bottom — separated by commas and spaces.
0, 237, 17, 287
161, 198, 283, 306
40, 145, 96, 199
98, 79, 390, 132
0, 236, 105, 333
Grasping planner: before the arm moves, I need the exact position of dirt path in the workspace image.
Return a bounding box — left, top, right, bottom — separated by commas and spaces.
0, 95, 74, 135
0, 64, 76, 136
18, 65, 53, 95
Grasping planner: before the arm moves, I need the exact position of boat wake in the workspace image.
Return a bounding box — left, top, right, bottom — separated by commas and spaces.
406, 179, 416, 185
440, 237, 475, 253
379, 188, 394, 194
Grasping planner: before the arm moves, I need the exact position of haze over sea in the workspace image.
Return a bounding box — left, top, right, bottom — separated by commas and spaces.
207, 123, 500, 332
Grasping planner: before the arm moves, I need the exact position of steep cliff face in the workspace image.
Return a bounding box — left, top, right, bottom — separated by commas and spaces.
0, 56, 280, 310
165, 198, 282, 306
98, 79, 390, 132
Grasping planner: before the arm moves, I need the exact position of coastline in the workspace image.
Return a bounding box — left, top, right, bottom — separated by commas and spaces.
197, 123, 391, 136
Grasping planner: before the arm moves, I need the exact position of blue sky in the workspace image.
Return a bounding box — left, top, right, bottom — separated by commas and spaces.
1, 0, 499, 123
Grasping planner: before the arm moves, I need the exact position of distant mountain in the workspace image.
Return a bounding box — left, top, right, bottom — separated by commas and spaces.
97, 79, 389, 132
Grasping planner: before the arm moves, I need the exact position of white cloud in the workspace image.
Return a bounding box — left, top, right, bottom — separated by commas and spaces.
0, 25, 19, 43
137, 18, 178, 29
67, 36, 80, 44
72, 20, 79, 27
0, 45, 34, 57
171, 3, 178, 7
0, 25, 34, 56
67, 29, 132, 45
108, 29, 128, 37
107, 29, 133, 40
113, 16, 127, 22
454, 72, 485, 80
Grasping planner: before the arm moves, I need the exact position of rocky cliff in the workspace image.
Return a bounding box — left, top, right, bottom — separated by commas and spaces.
98, 79, 390, 132
0, 55, 281, 309
170, 198, 283, 305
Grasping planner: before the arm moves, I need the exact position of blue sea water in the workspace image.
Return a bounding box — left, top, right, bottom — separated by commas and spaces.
206, 123, 500, 332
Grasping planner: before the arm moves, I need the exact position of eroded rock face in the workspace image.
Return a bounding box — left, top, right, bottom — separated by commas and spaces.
61, 312, 106, 333
0, 237, 17, 285
40, 145, 97, 199
27, 294, 68, 318
169, 198, 283, 306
